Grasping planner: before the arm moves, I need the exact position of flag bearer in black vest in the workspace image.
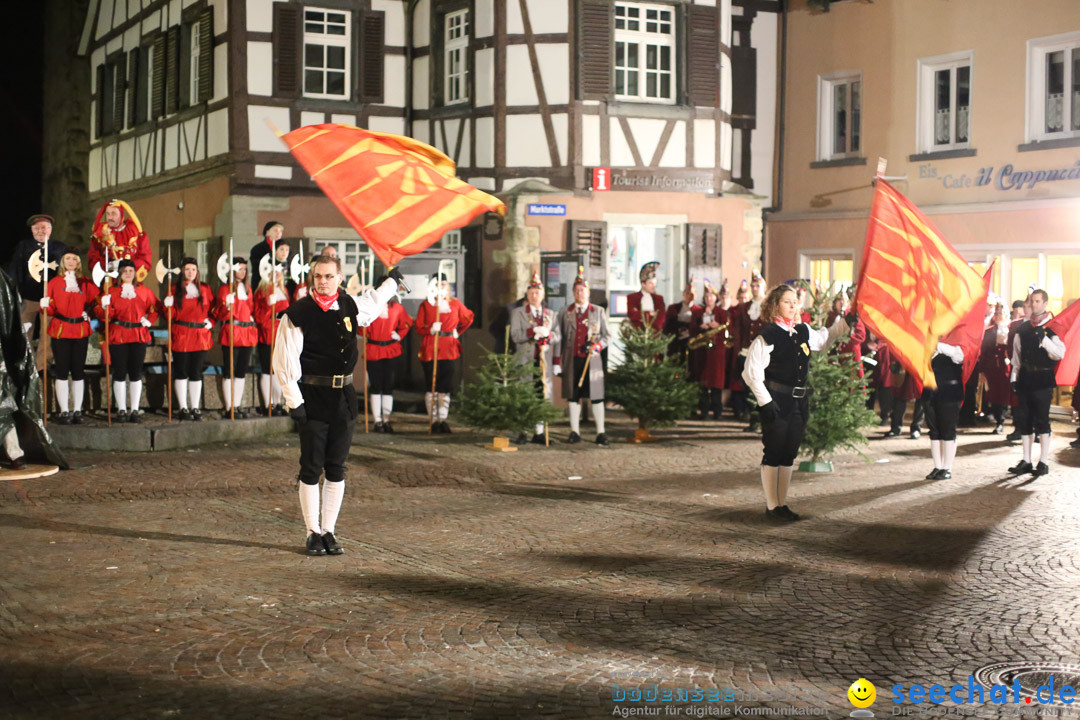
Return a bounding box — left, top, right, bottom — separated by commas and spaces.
1007, 289, 1065, 477
921, 343, 965, 480
273, 255, 406, 556
742, 284, 853, 522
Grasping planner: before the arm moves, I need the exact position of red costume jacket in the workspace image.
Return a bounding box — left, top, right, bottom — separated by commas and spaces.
254, 285, 290, 346
162, 283, 215, 352
364, 302, 413, 361
690, 305, 730, 389
414, 297, 474, 361
980, 324, 1012, 406
44, 275, 99, 340
626, 291, 665, 332
96, 283, 159, 345
212, 285, 258, 347
89, 218, 152, 282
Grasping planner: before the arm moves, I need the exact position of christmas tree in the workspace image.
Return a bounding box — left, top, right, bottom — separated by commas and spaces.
456, 347, 561, 438
798, 281, 878, 466
607, 324, 699, 436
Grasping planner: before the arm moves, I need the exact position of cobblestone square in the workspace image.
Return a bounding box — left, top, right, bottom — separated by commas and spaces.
2, 414, 1079, 719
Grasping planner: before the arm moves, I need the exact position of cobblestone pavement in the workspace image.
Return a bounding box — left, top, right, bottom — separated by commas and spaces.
2, 412, 1079, 719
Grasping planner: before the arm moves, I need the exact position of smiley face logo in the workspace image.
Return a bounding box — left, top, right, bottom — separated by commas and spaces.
847, 678, 876, 708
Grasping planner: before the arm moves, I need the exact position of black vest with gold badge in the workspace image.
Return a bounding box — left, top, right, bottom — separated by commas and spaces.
283, 292, 360, 420
760, 323, 811, 387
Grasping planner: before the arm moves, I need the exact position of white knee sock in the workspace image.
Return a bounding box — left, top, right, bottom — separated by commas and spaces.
71, 379, 85, 412
568, 402, 582, 433
761, 465, 780, 510
535, 422, 545, 435
592, 402, 605, 434
188, 380, 202, 410
424, 392, 434, 420
370, 394, 382, 422
129, 380, 143, 412
114, 381, 128, 412
3, 428, 23, 462
270, 376, 283, 405
259, 374, 271, 407
321, 480, 345, 534
298, 482, 321, 535
233, 378, 245, 409
439, 394, 451, 421
222, 378, 232, 409
942, 440, 957, 471
777, 465, 793, 505
175, 379, 189, 409
930, 439, 943, 469
1038, 433, 1052, 465
381, 394, 393, 422
1022, 434, 1034, 463
54, 379, 70, 413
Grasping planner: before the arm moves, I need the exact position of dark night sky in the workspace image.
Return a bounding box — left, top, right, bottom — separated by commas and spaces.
1, 2, 45, 268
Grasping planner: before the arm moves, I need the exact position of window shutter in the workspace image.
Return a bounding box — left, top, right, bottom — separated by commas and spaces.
165, 25, 181, 114
127, 49, 139, 128
686, 5, 719, 107
731, 44, 756, 119
95, 65, 106, 138
567, 220, 606, 269
113, 54, 127, 132
179, 22, 192, 108
359, 10, 385, 103
273, 3, 302, 99
687, 223, 722, 277
134, 46, 149, 125
198, 8, 214, 102
151, 34, 166, 118
578, 0, 613, 100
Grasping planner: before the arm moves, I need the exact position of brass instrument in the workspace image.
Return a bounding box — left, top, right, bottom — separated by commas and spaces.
688, 321, 731, 351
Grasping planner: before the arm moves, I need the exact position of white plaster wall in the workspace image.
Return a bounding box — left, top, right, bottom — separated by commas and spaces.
164, 124, 179, 170
373, 0, 405, 45
475, 0, 494, 37
750, 10, 777, 204
720, 0, 732, 46
213, 43, 228, 102
118, 138, 134, 185
582, 114, 601, 167
720, 53, 732, 114
719, 121, 732, 172
248, 105, 290, 151
469, 176, 496, 190
142, 11, 161, 34
384, 55, 407, 107
97, 0, 115, 39
506, 0, 524, 35
255, 165, 293, 179
106, 37, 124, 55
213, 0, 227, 33
626, 117, 668, 165
90, 148, 101, 193
505, 46, 538, 106
207, 108, 229, 156
331, 113, 356, 126
610, 118, 635, 167
412, 0, 430, 48
659, 122, 686, 168
247, 41, 273, 96
458, 118, 472, 167
301, 111, 325, 127
412, 119, 430, 145
475, 117, 495, 167
537, 44, 569, 106
183, 116, 205, 162
124, 24, 140, 52
525, 0, 568, 34
475, 49, 495, 107
694, 118, 716, 168
368, 116, 405, 136
246, 0, 274, 32
506, 115, 551, 166
551, 113, 567, 166
412, 56, 430, 111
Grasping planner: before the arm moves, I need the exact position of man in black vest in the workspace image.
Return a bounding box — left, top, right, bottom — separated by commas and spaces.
1007, 289, 1065, 477
273, 255, 406, 555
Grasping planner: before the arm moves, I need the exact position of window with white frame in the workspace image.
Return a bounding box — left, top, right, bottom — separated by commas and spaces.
189, 19, 202, 104
444, 9, 469, 105
614, 2, 675, 103
817, 72, 862, 160
314, 240, 372, 278
802, 253, 854, 294
918, 52, 971, 152
303, 8, 350, 99
1027, 32, 1080, 141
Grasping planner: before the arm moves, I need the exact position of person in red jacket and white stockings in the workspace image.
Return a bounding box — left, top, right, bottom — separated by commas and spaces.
212, 257, 258, 418
162, 258, 214, 420
363, 278, 413, 432
96, 259, 159, 422
254, 267, 291, 415
40, 252, 99, 424
414, 273, 475, 433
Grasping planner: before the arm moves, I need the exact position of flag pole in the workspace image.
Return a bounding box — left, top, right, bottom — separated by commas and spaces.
41, 240, 49, 426
268, 235, 276, 417
228, 237, 236, 421
166, 245, 174, 423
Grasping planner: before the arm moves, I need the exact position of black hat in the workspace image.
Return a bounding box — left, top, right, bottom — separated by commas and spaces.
181, 256, 198, 267
1012, 300, 1025, 309
263, 220, 283, 236
118, 259, 136, 271
27, 213, 54, 227
431, 272, 448, 282
233, 257, 248, 265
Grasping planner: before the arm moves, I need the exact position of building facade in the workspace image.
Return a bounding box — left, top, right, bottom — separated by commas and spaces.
80, 0, 778, 375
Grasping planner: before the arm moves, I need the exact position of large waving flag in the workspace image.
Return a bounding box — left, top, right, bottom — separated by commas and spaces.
279, 124, 506, 267
854, 180, 987, 390
940, 265, 993, 386
1046, 299, 1080, 386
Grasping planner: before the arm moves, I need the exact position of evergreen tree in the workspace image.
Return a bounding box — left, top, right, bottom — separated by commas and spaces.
798, 281, 878, 463
607, 324, 699, 432
456, 348, 561, 437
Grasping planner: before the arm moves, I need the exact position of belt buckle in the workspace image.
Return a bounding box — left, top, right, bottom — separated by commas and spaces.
792, 386, 806, 398
332, 374, 345, 388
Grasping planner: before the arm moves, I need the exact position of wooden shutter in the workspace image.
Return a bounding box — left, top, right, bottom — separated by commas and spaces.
687, 223, 722, 276
197, 8, 214, 102
686, 4, 719, 107
179, 22, 192, 108
165, 25, 181, 114
567, 220, 606, 268
113, 54, 127, 132
359, 10, 385, 103
731, 44, 756, 119
134, 45, 149, 125
95, 64, 106, 138
578, 0, 613, 100
101, 61, 116, 135
273, 3, 302, 99
127, 49, 140, 128
151, 34, 166, 118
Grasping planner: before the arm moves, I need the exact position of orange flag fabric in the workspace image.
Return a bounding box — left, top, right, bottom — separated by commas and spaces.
1046, 299, 1080, 386
940, 265, 993, 386
280, 123, 506, 267
854, 180, 987, 390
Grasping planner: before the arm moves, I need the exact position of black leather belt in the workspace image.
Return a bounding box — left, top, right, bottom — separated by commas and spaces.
175, 320, 207, 329
765, 379, 812, 398
226, 320, 256, 328
433, 331, 455, 337
301, 373, 353, 388
55, 312, 85, 324
112, 320, 142, 329
367, 338, 396, 346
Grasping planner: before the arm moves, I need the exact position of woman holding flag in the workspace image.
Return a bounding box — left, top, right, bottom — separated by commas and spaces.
742, 284, 853, 521
921, 343, 965, 480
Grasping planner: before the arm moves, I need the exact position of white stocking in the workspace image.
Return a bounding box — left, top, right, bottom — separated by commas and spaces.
942, 440, 957, 471
592, 402, 606, 434
114, 381, 128, 412
930, 439, 943, 469
777, 465, 793, 506
71, 379, 85, 412
1022, 434, 1034, 463
188, 380, 202, 410
259, 374, 271, 407
233, 378, 245, 409
761, 465, 780, 510
424, 392, 434, 421
568, 402, 582, 433
54, 379, 70, 413
128, 380, 143, 412
1038, 433, 1052, 465
438, 394, 450, 421
321, 480, 345, 534
175, 378, 189, 410
298, 482, 321, 535
222, 378, 232, 409
381, 394, 393, 422
370, 394, 382, 423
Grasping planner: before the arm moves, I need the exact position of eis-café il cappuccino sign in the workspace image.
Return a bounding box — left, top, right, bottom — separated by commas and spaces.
919, 159, 1080, 191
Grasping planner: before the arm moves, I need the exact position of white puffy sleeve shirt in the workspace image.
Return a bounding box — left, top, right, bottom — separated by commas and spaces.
742, 316, 850, 407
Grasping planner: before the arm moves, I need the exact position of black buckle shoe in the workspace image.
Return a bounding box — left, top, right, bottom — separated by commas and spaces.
925, 468, 943, 480
71, 410, 83, 425
322, 531, 344, 555
567, 431, 581, 444
57, 412, 71, 425
178, 408, 191, 421
1032, 462, 1050, 477
530, 433, 546, 445
910, 429, 921, 440
777, 505, 801, 521
382, 422, 394, 434
438, 421, 451, 434
129, 410, 142, 424
306, 532, 327, 556
993, 423, 1005, 434
373, 422, 385, 433
937, 470, 952, 480
513, 432, 528, 445
595, 433, 610, 446
1008, 460, 1033, 474
115, 410, 128, 423
191, 409, 202, 422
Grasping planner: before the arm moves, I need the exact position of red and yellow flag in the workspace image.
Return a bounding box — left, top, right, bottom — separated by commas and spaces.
1046, 299, 1080, 386
940, 265, 993, 386
854, 180, 987, 390
280, 124, 506, 267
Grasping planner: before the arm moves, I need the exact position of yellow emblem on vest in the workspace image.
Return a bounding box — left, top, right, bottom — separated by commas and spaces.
801, 342, 810, 355
344, 317, 353, 332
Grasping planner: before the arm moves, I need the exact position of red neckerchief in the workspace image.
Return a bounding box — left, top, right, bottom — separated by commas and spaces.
776, 317, 797, 332
1031, 311, 1049, 326
313, 290, 338, 312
